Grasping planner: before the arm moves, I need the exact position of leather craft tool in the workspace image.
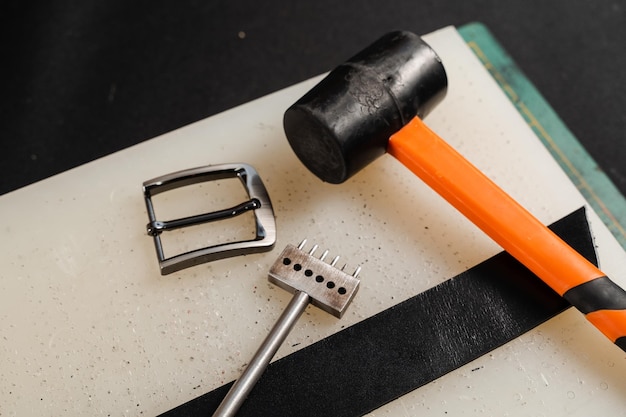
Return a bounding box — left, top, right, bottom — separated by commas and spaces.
142, 163, 276, 274
211, 240, 361, 417
283, 31, 626, 351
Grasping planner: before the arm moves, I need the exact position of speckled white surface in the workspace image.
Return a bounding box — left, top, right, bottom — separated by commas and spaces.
1, 27, 625, 416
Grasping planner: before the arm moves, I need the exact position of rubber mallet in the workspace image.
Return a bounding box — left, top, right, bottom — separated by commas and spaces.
283, 31, 626, 351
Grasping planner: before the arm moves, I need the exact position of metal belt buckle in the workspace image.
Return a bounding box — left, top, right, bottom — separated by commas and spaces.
142, 163, 276, 275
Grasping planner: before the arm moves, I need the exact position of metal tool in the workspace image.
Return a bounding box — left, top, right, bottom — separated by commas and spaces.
211, 240, 361, 417
142, 163, 276, 275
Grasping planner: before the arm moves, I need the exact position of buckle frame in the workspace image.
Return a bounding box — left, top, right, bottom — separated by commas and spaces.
142, 163, 276, 275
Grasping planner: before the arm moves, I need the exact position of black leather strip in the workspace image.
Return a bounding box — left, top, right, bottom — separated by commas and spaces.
159, 207, 596, 417
617, 337, 626, 351
562, 276, 626, 314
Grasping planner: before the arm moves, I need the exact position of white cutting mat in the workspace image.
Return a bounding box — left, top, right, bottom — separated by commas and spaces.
1, 26, 625, 416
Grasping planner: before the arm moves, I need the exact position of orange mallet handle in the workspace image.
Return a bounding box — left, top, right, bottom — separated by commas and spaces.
388, 117, 626, 352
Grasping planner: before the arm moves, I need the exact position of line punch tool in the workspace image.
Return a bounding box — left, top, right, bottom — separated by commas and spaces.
142, 163, 276, 274
211, 240, 362, 417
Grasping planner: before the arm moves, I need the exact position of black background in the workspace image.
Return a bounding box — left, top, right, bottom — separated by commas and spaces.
2, 1, 625, 197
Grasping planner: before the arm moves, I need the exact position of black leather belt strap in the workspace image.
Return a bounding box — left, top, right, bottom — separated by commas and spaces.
160, 207, 596, 417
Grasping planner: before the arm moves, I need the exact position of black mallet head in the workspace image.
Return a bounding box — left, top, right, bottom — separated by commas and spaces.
283, 31, 448, 184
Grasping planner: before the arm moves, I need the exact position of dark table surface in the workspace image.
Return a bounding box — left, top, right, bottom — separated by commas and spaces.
2, 1, 625, 197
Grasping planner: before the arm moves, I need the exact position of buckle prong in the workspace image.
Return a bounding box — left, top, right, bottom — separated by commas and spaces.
146, 198, 261, 236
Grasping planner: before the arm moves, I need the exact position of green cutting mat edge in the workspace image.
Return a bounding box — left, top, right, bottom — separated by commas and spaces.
459, 22, 626, 250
